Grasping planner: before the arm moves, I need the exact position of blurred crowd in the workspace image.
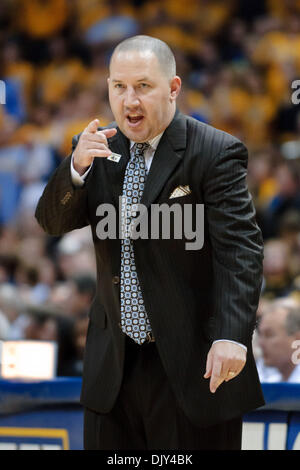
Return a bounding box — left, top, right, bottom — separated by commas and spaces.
0, 0, 300, 381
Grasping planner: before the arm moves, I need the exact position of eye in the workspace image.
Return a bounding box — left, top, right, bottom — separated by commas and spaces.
139, 83, 149, 88
114, 83, 124, 89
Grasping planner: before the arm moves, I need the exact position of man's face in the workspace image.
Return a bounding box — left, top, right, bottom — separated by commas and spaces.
108, 50, 181, 142
258, 309, 295, 369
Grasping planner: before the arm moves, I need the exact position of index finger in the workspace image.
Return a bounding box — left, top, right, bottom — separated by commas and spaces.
209, 361, 225, 394
85, 119, 100, 134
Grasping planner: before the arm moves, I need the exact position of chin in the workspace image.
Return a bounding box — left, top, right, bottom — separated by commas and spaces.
124, 128, 149, 143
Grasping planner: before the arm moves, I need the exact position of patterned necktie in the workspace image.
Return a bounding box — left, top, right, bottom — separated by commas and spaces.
120, 142, 152, 345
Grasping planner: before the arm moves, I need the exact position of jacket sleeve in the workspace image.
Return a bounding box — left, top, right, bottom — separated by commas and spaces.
35, 134, 90, 236
203, 139, 264, 346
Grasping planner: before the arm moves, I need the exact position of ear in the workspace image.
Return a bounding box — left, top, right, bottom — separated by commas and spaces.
170, 76, 181, 101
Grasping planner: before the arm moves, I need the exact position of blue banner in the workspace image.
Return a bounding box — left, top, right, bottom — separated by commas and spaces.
0, 379, 300, 450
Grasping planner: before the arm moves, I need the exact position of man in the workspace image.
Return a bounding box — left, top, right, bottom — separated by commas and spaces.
35, 35, 264, 450
257, 298, 300, 382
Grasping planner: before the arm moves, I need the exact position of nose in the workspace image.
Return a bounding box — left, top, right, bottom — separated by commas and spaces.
124, 87, 140, 108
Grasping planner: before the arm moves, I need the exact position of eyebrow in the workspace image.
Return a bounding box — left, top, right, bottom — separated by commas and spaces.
111, 77, 152, 83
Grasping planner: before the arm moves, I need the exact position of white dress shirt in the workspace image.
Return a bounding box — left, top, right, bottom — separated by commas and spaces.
256, 357, 300, 383
70, 134, 247, 352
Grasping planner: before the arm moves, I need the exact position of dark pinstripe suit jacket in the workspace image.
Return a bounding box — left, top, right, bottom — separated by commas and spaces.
35, 110, 265, 428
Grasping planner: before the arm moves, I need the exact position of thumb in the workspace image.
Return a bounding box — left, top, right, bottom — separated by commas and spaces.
101, 128, 118, 139
85, 119, 100, 134
204, 351, 212, 378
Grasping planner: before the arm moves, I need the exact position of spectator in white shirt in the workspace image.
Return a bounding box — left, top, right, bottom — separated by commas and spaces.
257, 298, 300, 382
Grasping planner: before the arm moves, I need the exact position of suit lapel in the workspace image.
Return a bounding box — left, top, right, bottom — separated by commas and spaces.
141, 111, 187, 209
103, 110, 187, 209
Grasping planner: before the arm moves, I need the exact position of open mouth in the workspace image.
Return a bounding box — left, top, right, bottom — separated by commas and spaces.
127, 115, 144, 127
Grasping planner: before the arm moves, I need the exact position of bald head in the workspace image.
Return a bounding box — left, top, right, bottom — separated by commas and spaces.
107, 35, 181, 142
110, 35, 176, 80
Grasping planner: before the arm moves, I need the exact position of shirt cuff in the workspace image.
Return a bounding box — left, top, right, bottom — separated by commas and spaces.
212, 339, 247, 352
70, 154, 92, 186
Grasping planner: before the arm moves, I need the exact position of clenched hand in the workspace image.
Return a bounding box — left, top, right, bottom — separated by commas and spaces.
73, 119, 117, 175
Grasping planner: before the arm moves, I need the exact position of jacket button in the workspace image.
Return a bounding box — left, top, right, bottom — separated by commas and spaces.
112, 276, 120, 285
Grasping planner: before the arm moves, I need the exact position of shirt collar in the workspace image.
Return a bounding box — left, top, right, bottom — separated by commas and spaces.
130, 132, 164, 151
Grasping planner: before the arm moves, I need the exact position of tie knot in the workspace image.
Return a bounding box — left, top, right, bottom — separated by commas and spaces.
133, 142, 149, 156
